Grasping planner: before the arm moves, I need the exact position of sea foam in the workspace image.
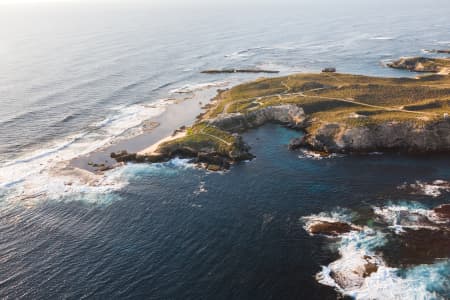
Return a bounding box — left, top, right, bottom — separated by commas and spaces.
169, 81, 229, 94
0, 100, 169, 206
305, 206, 450, 300
398, 180, 450, 197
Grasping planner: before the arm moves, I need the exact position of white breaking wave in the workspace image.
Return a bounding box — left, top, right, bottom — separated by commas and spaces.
169, 81, 229, 94
369, 36, 395, 40
194, 181, 208, 195
298, 149, 344, 160
343, 262, 448, 300
256, 62, 303, 74
0, 74, 243, 207
0, 100, 170, 205
398, 180, 450, 197
373, 202, 449, 233
224, 48, 261, 59
301, 208, 356, 234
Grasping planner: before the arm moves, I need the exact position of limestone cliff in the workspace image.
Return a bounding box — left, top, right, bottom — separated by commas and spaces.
302, 119, 450, 153
207, 105, 306, 132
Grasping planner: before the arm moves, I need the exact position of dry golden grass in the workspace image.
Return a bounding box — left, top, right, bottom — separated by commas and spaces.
205, 73, 450, 125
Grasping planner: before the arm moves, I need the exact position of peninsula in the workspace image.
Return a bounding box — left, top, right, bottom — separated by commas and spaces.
112, 70, 450, 170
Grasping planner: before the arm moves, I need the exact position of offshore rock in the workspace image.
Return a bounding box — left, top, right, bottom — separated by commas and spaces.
307, 221, 360, 236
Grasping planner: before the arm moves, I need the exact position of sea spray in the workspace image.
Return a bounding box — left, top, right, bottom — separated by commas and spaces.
0, 100, 180, 206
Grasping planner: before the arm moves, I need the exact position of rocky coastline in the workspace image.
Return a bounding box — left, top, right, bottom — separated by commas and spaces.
299, 118, 450, 154
387, 57, 450, 74
109, 69, 450, 171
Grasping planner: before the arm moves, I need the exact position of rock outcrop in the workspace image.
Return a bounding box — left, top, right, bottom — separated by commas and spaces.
387, 57, 450, 74
434, 204, 450, 219
307, 221, 360, 236
154, 134, 253, 170
301, 119, 450, 153
325, 254, 382, 290
322, 67, 336, 73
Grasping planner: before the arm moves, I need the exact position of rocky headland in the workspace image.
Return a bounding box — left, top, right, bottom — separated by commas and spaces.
111, 69, 450, 170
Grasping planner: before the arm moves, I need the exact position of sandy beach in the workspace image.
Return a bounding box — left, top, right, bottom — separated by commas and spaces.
138, 131, 187, 156
70, 88, 220, 173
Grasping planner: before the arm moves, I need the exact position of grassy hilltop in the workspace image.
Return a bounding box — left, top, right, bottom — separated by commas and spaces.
204, 72, 450, 125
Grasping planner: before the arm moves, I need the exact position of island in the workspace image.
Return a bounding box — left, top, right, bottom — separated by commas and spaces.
110, 70, 450, 171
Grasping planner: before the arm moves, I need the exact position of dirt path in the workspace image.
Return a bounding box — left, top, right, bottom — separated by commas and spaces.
198, 127, 233, 146
301, 92, 438, 116
219, 83, 439, 117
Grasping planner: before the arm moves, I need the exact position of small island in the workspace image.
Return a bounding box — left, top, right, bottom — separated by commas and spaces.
111, 68, 450, 170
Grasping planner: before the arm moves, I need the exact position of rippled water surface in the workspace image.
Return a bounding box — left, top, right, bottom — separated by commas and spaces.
0, 1, 449, 299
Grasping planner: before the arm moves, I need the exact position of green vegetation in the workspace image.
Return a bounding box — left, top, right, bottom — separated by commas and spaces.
204, 72, 450, 126
155, 72, 450, 163
159, 122, 238, 156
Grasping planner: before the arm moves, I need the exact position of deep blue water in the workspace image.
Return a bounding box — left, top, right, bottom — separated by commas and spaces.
0, 1, 450, 299
1, 125, 449, 299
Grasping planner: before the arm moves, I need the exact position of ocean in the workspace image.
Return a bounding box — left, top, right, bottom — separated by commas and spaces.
0, 1, 449, 299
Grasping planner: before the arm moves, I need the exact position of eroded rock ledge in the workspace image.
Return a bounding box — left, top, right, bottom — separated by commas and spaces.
301, 119, 450, 153
207, 105, 306, 131
387, 57, 450, 74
